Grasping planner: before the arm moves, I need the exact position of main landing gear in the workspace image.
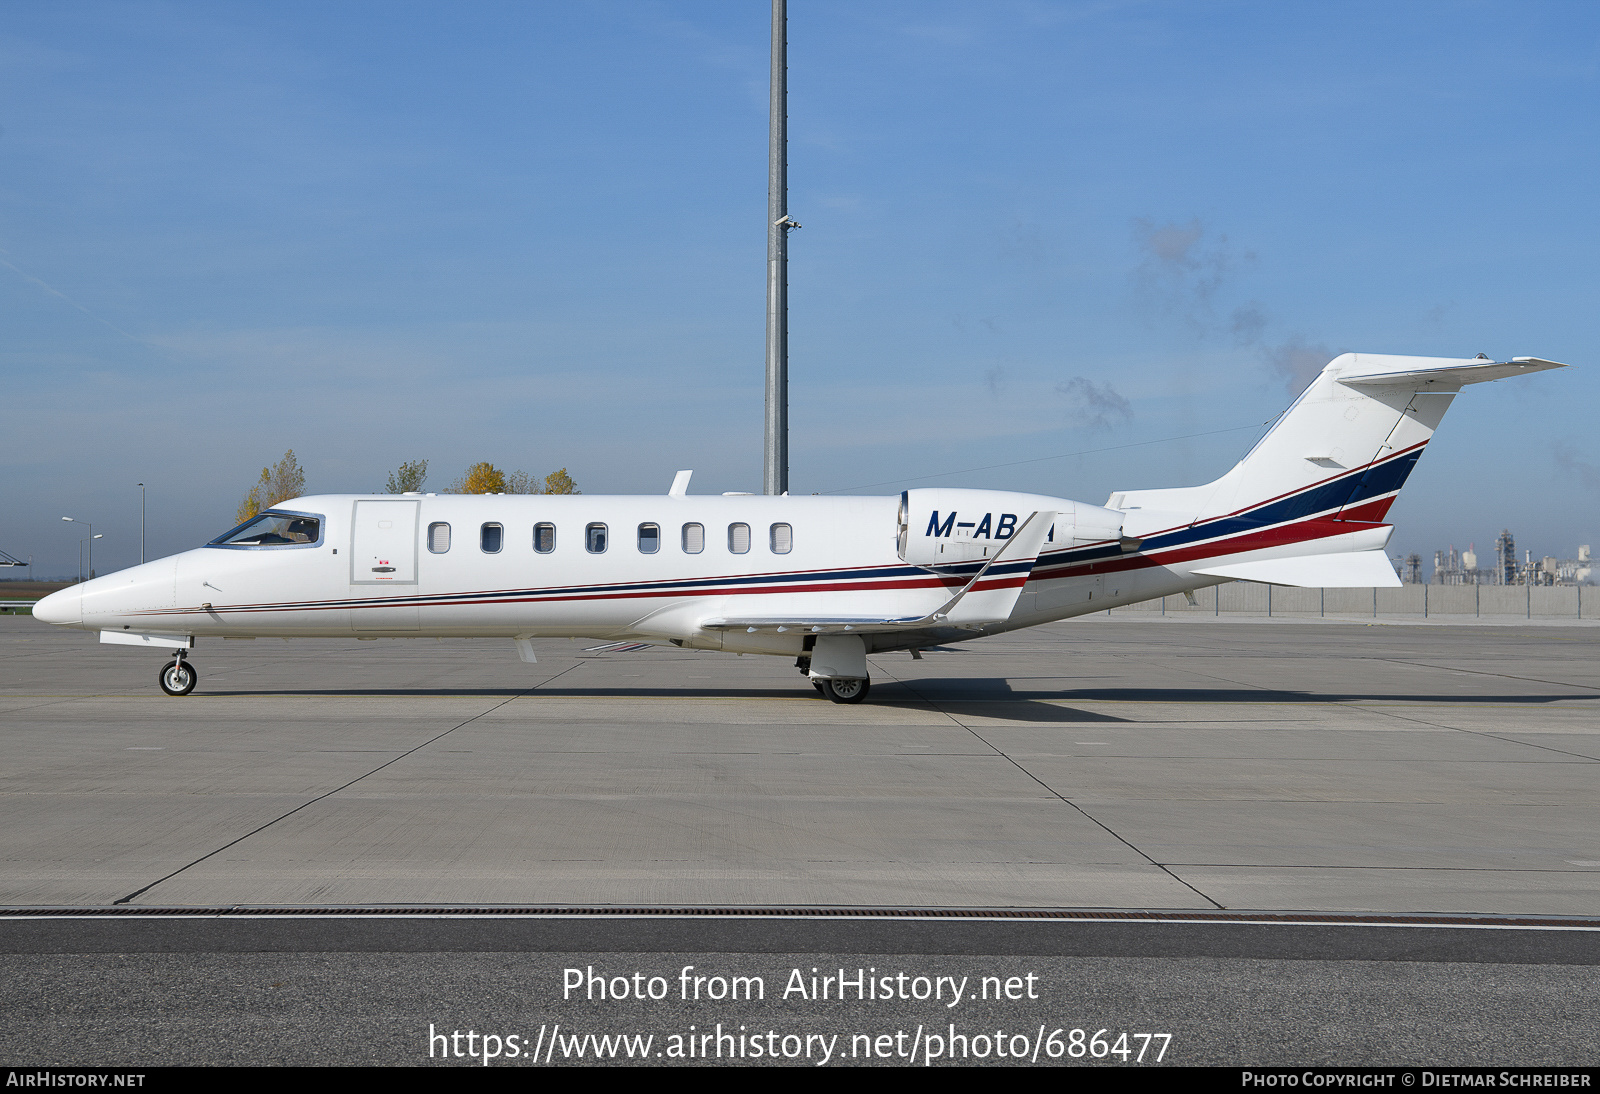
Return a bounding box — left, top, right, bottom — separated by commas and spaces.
798, 656, 871, 704
819, 676, 870, 704
158, 653, 198, 697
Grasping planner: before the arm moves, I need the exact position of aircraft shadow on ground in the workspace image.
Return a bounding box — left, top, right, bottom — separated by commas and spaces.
903, 678, 1597, 706
197, 681, 1594, 708
196, 684, 1129, 722
201, 686, 815, 700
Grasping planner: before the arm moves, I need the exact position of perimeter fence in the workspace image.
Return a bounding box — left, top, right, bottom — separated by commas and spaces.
1110, 582, 1595, 620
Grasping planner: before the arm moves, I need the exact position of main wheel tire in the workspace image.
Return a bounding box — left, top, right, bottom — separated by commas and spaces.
158, 660, 197, 697
823, 677, 870, 704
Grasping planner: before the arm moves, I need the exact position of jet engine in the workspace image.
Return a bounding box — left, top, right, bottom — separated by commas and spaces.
897, 488, 1123, 566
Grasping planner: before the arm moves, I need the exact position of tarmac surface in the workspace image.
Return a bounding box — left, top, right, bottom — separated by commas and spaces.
3, 615, 1598, 1065
2, 615, 1596, 914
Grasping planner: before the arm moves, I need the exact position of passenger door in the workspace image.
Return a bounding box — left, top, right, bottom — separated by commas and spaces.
350, 499, 420, 631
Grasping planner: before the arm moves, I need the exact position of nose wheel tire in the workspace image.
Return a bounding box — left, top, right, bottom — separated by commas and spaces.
158, 660, 197, 697
822, 677, 869, 704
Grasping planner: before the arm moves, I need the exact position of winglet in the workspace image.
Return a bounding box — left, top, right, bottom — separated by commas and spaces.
669, 470, 692, 498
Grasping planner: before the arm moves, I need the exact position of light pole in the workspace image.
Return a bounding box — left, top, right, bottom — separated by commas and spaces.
137, 483, 145, 564
77, 536, 100, 581
764, 0, 798, 496
62, 517, 93, 580
78, 536, 101, 581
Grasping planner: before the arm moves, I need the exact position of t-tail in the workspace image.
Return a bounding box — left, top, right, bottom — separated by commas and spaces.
1108, 353, 1567, 587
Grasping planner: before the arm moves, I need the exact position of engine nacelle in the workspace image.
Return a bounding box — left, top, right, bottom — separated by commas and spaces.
897, 488, 1123, 566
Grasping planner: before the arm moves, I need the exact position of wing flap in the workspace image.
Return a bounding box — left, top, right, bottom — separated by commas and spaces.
693, 511, 1058, 637
701, 615, 929, 635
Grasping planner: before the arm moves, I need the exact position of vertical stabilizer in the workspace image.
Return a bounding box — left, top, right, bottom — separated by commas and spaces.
1113, 354, 1564, 539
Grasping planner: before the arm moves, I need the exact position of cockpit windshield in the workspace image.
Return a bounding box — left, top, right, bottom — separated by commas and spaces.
208, 511, 323, 549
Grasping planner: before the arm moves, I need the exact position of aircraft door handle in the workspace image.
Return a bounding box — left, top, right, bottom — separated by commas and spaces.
371, 566, 396, 572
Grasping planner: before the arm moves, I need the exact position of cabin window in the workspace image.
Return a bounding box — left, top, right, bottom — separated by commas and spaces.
770, 523, 792, 554
533, 523, 555, 553
428, 522, 451, 553
586, 523, 608, 554
637, 523, 660, 553
728, 522, 750, 554
480, 523, 503, 553
682, 523, 704, 554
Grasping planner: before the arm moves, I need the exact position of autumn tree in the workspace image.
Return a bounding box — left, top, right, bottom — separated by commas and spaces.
445, 463, 579, 495
446, 462, 508, 494
543, 468, 579, 495
384, 459, 428, 494
236, 450, 306, 524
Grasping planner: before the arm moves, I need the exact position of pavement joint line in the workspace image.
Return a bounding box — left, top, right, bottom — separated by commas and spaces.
108, 663, 583, 906
1457, 734, 1600, 764
873, 659, 1228, 911
1359, 701, 1600, 764
1162, 864, 1600, 871
947, 657, 1267, 915
5, 906, 1600, 930
1379, 657, 1600, 693
1116, 792, 1595, 804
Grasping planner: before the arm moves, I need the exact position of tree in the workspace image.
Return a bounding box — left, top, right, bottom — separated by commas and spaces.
384, 459, 428, 494
236, 450, 306, 525
445, 463, 579, 495
543, 468, 579, 495
447, 462, 508, 494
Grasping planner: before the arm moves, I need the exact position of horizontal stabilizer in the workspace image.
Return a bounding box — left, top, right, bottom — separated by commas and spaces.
1337, 356, 1567, 388
1193, 551, 1402, 588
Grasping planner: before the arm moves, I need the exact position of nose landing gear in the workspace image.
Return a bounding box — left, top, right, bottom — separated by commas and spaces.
158, 654, 198, 697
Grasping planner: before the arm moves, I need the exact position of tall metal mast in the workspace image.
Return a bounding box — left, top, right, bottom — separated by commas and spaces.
764, 0, 797, 495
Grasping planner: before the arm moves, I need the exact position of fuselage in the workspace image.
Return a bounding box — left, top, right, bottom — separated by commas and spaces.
37, 489, 1221, 656
31, 352, 1564, 700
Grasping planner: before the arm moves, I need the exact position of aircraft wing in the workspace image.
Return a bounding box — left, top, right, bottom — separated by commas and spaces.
700, 614, 940, 635
704, 509, 1058, 635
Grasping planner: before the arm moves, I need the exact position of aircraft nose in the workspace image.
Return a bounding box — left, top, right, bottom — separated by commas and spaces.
33, 585, 82, 626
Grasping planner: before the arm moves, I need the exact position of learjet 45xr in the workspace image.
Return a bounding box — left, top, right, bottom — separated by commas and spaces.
34, 353, 1566, 702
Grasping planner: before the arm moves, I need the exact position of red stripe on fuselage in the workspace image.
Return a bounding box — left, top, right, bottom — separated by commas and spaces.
1032, 515, 1391, 580
126, 572, 1032, 618
1102, 439, 1428, 545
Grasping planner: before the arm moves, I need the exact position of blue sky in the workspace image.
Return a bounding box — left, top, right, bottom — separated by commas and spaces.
2, 1, 1596, 577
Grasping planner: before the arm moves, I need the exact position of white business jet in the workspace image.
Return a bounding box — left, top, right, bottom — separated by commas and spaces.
34, 353, 1565, 702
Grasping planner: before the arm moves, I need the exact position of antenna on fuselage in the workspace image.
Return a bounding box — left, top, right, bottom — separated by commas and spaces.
764, 0, 799, 496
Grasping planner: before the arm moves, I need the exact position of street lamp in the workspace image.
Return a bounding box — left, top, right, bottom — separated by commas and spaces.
62, 517, 93, 580
137, 484, 145, 564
